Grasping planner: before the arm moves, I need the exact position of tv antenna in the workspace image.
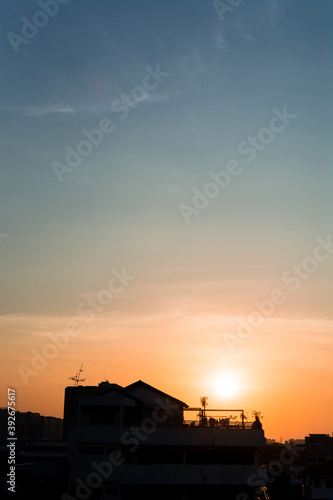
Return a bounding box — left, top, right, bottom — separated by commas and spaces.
69, 363, 86, 386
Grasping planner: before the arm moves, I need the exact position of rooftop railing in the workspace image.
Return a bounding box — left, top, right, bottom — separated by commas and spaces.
182, 408, 262, 430
183, 419, 255, 429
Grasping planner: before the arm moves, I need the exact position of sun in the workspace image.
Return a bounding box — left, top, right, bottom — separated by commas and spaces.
211, 371, 242, 399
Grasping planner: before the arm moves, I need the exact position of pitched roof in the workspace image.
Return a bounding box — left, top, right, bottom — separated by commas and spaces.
124, 380, 189, 408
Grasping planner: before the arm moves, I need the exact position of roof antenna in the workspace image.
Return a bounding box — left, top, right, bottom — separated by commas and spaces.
69, 363, 86, 386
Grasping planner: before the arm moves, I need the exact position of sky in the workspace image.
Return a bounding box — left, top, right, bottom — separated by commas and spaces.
0, 0, 332, 441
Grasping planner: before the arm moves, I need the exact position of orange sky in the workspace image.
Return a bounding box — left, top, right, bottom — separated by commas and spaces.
1, 303, 332, 441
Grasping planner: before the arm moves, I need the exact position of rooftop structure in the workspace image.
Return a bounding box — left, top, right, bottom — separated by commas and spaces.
64, 380, 265, 499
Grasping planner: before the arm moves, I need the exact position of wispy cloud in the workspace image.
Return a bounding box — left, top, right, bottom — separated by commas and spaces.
143, 93, 170, 104
0, 94, 173, 118
1, 104, 76, 117
25, 105, 76, 117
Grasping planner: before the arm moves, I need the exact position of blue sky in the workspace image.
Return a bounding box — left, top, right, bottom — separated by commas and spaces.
1, 0, 332, 314
0, 1, 332, 437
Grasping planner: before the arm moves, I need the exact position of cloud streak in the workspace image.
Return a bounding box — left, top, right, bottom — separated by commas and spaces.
1, 104, 76, 117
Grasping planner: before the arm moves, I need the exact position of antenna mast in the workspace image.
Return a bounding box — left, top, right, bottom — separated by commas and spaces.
69, 363, 86, 386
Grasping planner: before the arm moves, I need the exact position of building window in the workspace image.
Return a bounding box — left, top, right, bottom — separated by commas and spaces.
90, 406, 117, 424
326, 479, 333, 488
313, 479, 321, 488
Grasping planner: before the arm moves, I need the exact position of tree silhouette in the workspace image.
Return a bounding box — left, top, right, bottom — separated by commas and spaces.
240, 410, 249, 429
200, 396, 208, 419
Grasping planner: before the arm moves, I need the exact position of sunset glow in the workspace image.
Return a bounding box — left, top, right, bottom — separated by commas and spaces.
210, 371, 243, 399
0, 1, 332, 446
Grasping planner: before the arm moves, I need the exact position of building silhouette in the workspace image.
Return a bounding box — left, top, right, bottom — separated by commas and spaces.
2, 382, 332, 498
0, 409, 63, 442
63, 380, 266, 499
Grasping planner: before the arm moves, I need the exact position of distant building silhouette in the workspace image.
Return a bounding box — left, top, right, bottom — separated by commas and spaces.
287, 434, 333, 498
0, 409, 63, 441
300, 459, 333, 499
305, 434, 333, 465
